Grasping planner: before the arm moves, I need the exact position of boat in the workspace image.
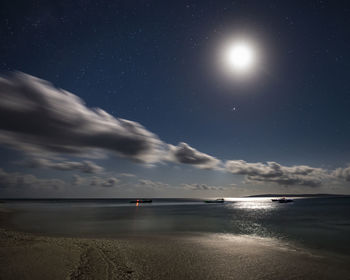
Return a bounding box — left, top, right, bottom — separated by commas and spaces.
204, 198, 225, 203
271, 197, 293, 203
129, 199, 152, 203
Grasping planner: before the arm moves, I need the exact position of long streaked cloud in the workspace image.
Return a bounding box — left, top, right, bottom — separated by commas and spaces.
0, 72, 166, 163
0, 72, 222, 169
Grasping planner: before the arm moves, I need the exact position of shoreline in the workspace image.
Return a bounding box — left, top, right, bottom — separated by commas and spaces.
1, 207, 350, 279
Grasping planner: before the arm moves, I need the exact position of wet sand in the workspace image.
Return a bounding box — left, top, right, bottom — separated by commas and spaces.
1, 208, 349, 280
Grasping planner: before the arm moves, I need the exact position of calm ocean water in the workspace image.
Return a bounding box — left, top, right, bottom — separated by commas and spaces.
2, 197, 350, 256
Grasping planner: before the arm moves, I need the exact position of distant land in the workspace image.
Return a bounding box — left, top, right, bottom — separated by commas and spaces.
247, 194, 348, 198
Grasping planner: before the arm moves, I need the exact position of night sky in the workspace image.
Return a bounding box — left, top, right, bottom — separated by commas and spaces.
0, 0, 350, 197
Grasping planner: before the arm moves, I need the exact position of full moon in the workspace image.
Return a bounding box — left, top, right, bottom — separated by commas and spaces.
222, 41, 257, 75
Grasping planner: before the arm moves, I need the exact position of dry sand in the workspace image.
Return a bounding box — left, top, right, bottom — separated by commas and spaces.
0, 228, 134, 280
1, 208, 349, 280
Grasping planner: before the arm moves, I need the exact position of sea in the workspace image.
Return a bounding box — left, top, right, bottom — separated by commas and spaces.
2, 196, 350, 257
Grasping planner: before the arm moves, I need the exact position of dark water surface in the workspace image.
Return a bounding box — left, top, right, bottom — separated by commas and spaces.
2, 197, 350, 256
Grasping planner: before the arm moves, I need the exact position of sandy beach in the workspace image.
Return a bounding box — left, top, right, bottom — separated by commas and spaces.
1, 205, 350, 280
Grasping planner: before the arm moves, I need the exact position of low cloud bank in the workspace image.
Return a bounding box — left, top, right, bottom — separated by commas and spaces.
90, 176, 120, 187
333, 166, 350, 182
225, 160, 329, 187
0, 168, 65, 190
21, 158, 104, 173
71, 174, 120, 188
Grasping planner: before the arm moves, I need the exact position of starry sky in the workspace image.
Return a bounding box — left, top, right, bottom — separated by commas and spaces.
0, 0, 350, 198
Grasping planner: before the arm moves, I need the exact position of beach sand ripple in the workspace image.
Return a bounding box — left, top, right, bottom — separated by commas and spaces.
1, 229, 349, 280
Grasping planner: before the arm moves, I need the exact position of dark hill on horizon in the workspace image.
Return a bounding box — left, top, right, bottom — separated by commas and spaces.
246, 194, 348, 198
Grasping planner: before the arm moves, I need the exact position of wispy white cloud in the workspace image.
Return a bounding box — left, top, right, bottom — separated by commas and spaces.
138, 179, 170, 189
181, 183, 226, 191
169, 142, 222, 169
118, 173, 137, 178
